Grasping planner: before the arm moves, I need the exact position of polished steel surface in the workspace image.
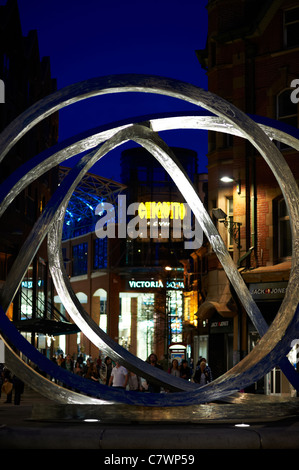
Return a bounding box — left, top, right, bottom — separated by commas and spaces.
30, 393, 299, 424
0, 75, 298, 407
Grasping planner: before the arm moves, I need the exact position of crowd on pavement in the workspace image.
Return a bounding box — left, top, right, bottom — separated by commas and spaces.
0, 351, 213, 403
49, 351, 213, 393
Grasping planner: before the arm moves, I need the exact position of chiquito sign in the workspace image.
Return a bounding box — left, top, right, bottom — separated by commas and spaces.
95, 195, 203, 248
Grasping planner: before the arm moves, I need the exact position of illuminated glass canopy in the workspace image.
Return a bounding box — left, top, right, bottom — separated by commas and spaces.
59, 166, 126, 238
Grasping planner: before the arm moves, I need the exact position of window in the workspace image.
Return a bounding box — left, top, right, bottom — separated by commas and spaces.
284, 7, 299, 48
273, 197, 292, 262
276, 89, 298, 150
278, 199, 292, 260
93, 237, 107, 269
72, 243, 88, 276
227, 197, 234, 250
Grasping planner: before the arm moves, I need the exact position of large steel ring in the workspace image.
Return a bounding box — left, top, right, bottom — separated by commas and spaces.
0, 74, 298, 406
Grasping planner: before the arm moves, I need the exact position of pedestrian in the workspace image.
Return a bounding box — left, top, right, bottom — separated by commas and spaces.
100, 356, 113, 385
128, 371, 142, 391
82, 358, 91, 377
180, 359, 192, 381
85, 361, 99, 382
61, 353, 74, 372
57, 353, 64, 366
96, 353, 102, 374
146, 353, 163, 393
2, 368, 12, 403
12, 375, 24, 405
193, 358, 212, 386
108, 361, 128, 389
74, 361, 83, 376
168, 359, 180, 377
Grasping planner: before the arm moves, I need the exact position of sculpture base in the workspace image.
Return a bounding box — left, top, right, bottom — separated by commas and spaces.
30, 393, 299, 424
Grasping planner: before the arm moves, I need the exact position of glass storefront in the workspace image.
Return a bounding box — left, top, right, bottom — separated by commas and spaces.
119, 288, 184, 361
119, 292, 155, 360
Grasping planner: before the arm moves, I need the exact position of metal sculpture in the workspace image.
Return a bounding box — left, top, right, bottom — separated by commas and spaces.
0, 75, 298, 406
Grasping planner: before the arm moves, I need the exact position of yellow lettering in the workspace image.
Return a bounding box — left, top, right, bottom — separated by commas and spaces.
138, 202, 147, 219
138, 201, 186, 220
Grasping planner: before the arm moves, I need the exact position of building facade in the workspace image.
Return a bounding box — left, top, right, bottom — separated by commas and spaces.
194, 0, 299, 393
60, 146, 207, 367
0, 0, 70, 357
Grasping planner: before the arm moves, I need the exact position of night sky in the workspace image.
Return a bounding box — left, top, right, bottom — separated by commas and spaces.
16, 0, 209, 182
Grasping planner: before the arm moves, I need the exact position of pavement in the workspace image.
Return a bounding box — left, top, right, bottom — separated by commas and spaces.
0, 385, 299, 452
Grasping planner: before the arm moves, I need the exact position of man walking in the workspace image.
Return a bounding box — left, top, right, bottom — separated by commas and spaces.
108, 361, 128, 389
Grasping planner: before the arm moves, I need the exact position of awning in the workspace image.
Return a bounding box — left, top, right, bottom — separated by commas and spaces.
13, 319, 80, 336
196, 300, 236, 322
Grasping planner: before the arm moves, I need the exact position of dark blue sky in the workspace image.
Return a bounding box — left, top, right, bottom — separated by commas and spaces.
17, 0, 209, 182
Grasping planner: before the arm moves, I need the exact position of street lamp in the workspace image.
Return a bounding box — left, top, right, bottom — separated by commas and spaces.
220, 176, 241, 194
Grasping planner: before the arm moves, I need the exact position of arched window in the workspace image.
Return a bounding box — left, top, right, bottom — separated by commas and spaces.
93, 288, 107, 332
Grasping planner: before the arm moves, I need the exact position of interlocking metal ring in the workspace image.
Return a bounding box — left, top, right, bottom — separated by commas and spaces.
0, 75, 298, 406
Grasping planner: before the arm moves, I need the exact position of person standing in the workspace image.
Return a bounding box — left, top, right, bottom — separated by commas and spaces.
61, 354, 74, 372
193, 358, 212, 386
128, 371, 142, 391
108, 361, 128, 389
180, 359, 192, 381
146, 353, 163, 393
100, 356, 113, 385
168, 359, 180, 377
12, 375, 24, 405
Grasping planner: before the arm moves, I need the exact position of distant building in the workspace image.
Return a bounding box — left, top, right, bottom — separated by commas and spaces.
0, 0, 77, 353
61, 146, 207, 366
194, 0, 299, 394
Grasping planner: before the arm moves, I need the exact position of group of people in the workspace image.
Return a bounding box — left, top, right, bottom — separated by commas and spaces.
52, 353, 141, 391
52, 352, 213, 392
0, 353, 212, 404
145, 353, 212, 393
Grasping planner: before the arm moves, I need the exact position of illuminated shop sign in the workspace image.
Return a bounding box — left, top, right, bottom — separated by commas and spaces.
211, 320, 229, 328
248, 282, 288, 301
21, 280, 44, 289
138, 202, 186, 220
128, 279, 184, 289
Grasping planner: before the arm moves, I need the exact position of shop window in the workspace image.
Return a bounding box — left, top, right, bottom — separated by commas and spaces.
72, 242, 88, 276
284, 7, 299, 48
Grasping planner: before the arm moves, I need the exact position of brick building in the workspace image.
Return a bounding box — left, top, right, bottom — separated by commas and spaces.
193, 0, 299, 393
0, 0, 76, 354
